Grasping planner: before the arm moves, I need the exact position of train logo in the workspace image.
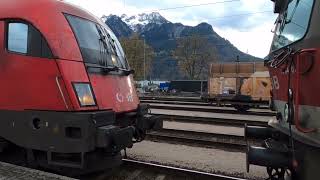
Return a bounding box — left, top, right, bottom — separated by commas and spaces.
116, 93, 124, 103
116, 93, 134, 103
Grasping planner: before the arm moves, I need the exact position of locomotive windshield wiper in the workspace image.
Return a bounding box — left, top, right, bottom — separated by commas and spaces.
94, 25, 134, 75
86, 63, 117, 73
96, 25, 112, 68
285, 0, 300, 24
122, 69, 135, 76
85, 63, 134, 76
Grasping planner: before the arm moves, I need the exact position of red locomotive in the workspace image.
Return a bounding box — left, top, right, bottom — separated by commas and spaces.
0, 0, 161, 175
246, 0, 319, 179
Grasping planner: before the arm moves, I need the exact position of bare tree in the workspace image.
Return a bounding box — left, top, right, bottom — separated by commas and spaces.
173, 35, 218, 80
120, 33, 154, 80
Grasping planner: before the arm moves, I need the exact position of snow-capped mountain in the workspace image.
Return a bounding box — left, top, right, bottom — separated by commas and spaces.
102, 13, 261, 79
104, 12, 169, 32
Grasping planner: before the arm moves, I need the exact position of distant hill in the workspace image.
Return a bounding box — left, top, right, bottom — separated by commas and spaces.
102, 12, 261, 80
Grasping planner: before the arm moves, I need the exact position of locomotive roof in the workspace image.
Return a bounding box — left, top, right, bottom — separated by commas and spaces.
0, 0, 108, 61
0, 0, 100, 23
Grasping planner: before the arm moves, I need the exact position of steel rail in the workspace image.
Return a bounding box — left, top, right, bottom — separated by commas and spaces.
142, 99, 271, 110
142, 99, 212, 105
140, 96, 203, 102
140, 96, 270, 107
122, 159, 248, 180
146, 128, 262, 150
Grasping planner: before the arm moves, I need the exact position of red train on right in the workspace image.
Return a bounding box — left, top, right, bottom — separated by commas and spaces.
245, 0, 319, 180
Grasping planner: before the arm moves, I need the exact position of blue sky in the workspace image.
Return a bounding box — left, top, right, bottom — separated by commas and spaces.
65, 0, 278, 58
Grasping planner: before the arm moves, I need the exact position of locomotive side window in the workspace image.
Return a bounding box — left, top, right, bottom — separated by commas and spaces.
7, 22, 53, 58
8, 23, 28, 54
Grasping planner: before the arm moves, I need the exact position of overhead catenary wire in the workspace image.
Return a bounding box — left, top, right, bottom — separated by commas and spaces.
121, 9, 274, 56
123, 9, 274, 41
118, 9, 274, 35
120, 0, 274, 23
148, 0, 240, 12
117, 0, 275, 34
122, 0, 241, 13
207, 10, 273, 21
116, 0, 275, 26
118, 1, 274, 59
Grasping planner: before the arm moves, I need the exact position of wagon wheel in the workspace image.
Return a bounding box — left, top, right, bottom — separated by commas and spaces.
234, 105, 250, 112
135, 128, 146, 142
266, 167, 285, 180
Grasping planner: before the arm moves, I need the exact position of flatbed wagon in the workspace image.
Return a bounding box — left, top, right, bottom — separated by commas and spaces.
202, 62, 272, 111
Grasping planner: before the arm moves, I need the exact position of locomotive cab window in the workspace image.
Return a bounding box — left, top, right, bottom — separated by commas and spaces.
271, 0, 314, 51
65, 14, 128, 70
7, 21, 53, 58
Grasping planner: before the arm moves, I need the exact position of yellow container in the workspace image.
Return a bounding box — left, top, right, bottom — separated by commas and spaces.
208, 62, 271, 101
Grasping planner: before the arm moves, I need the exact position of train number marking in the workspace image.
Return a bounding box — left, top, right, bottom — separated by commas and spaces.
127, 94, 133, 102
272, 76, 280, 90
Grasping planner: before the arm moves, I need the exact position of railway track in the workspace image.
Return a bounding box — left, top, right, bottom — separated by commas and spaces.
140, 96, 203, 103
110, 159, 248, 180
146, 129, 246, 150
156, 114, 269, 127
140, 96, 270, 109
146, 128, 259, 150
150, 104, 276, 117
140, 99, 270, 109
142, 99, 214, 106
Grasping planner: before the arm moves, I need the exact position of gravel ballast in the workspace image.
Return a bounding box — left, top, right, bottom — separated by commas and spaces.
127, 141, 268, 180
163, 121, 244, 136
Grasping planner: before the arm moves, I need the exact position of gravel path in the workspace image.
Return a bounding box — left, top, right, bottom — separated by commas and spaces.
127, 141, 268, 180
163, 121, 244, 136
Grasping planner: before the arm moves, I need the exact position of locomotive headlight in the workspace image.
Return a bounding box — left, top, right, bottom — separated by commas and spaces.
73, 83, 96, 106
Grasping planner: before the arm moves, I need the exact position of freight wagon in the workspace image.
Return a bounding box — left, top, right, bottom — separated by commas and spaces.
202, 62, 272, 111
169, 80, 207, 94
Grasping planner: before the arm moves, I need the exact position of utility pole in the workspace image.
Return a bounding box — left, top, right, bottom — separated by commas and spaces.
144, 38, 146, 81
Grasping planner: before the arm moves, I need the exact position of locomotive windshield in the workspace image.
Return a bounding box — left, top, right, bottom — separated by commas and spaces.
65, 14, 128, 69
271, 0, 314, 51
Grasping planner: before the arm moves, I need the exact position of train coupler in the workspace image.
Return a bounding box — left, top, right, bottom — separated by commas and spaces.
247, 143, 291, 170
96, 125, 135, 151
133, 104, 163, 141
245, 124, 293, 180
245, 124, 284, 141
134, 114, 163, 142
247, 138, 292, 180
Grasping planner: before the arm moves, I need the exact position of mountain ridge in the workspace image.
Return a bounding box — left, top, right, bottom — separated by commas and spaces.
103, 13, 261, 79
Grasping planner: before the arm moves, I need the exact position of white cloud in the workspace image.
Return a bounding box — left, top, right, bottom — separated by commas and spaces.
215, 21, 274, 58
65, 0, 139, 16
